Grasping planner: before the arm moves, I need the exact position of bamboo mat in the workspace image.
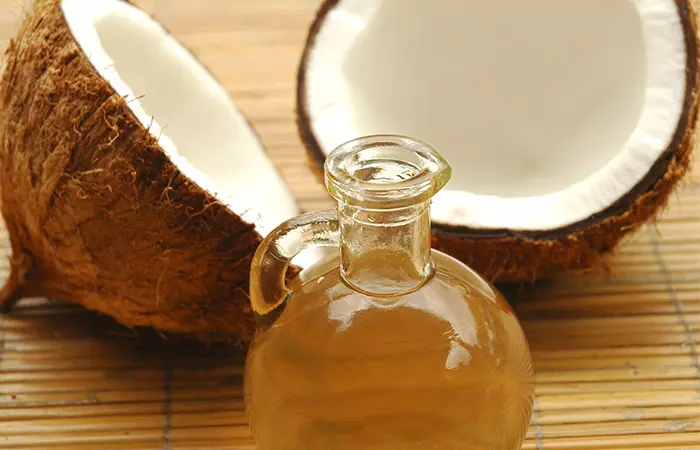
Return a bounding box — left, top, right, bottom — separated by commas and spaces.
0, 0, 700, 448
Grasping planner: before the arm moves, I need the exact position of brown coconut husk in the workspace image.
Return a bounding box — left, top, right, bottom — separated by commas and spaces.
297, 0, 700, 282
0, 0, 267, 343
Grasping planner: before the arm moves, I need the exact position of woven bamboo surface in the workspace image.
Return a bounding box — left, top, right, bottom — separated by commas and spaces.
0, 0, 699, 448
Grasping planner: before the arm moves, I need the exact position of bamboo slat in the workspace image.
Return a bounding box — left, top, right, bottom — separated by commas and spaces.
0, 0, 699, 449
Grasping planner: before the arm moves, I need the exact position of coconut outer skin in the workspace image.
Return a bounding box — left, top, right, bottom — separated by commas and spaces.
0, 0, 264, 343
297, 0, 700, 282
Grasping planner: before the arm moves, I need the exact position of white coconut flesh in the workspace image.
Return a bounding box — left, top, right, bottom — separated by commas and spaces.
61, 0, 299, 237
303, 0, 689, 231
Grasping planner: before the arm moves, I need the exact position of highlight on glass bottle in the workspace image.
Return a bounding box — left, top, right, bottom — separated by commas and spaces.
245, 135, 535, 450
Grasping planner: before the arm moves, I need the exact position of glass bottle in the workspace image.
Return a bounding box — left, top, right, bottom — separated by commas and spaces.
244, 135, 535, 450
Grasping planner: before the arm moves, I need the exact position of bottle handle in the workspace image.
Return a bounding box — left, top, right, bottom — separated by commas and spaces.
249, 209, 340, 317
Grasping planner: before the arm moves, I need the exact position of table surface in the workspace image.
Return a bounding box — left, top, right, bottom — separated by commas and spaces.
0, 0, 699, 449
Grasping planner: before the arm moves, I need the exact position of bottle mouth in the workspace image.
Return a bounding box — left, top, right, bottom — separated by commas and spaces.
325, 135, 452, 209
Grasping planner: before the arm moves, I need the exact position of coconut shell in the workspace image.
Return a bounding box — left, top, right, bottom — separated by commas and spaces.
297, 0, 700, 282
0, 0, 267, 343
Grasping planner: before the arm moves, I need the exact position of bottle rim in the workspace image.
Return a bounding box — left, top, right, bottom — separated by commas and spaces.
324, 134, 452, 209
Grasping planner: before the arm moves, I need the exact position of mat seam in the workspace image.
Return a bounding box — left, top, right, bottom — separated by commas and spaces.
0, 313, 4, 377
0, 236, 8, 408
647, 225, 700, 386
532, 398, 545, 449
163, 342, 173, 450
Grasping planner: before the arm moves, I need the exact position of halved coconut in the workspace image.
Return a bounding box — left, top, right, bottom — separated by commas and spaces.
298, 0, 700, 281
0, 0, 299, 342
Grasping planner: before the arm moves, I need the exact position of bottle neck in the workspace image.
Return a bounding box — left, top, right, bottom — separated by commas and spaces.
338, 200, 433, 296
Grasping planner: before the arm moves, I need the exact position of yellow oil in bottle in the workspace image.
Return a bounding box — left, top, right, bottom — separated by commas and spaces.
245, 135, 534, 449
245, 249, 535, 450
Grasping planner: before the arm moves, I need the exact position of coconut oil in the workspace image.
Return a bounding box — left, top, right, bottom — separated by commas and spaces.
244, 135, 534, 450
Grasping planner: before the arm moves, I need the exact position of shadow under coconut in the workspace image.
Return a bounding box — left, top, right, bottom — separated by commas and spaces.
498, 234, 696, 373
0, 297, 256, 447
1, 299, 249, 378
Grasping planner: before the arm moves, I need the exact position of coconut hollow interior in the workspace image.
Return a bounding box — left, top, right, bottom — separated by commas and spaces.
61, 0, 298, 236
302, 0, 690, 231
